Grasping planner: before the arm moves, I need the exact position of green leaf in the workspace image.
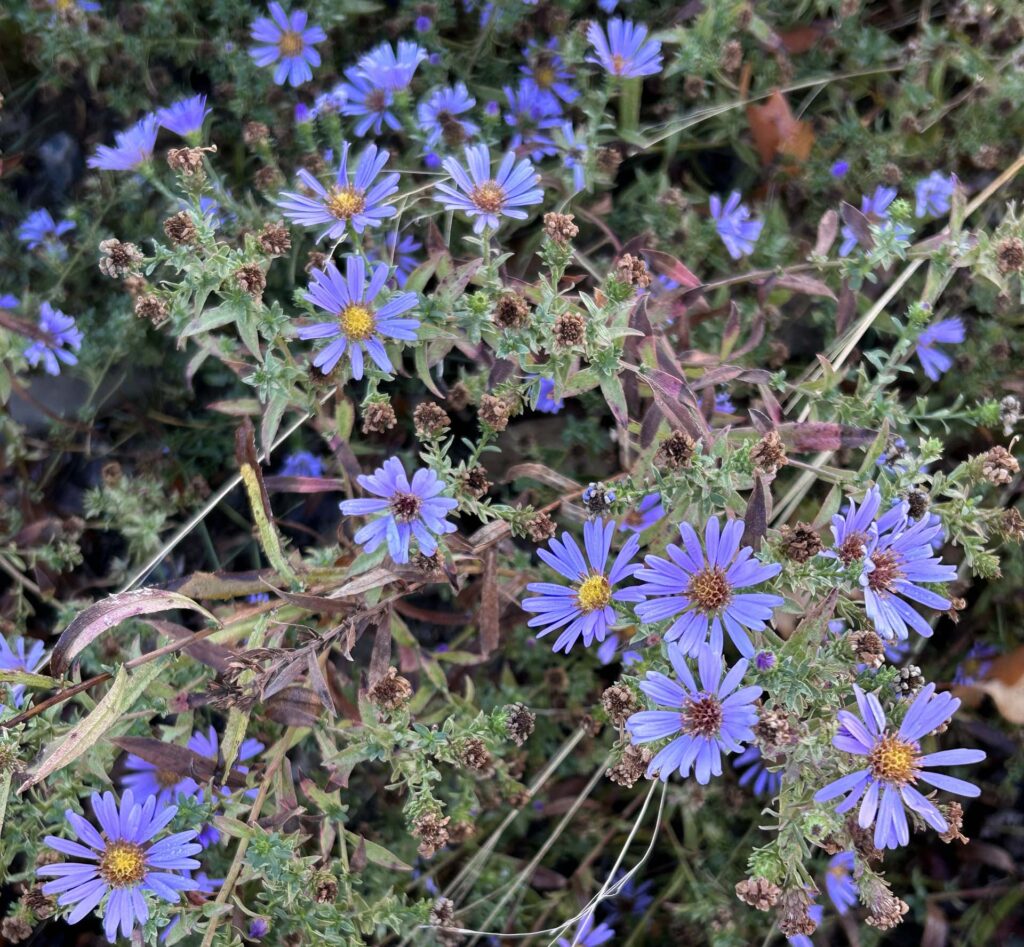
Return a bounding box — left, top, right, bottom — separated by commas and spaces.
0, 669, 54, 690
181, 301, 242, 337
344, 830, 412, 871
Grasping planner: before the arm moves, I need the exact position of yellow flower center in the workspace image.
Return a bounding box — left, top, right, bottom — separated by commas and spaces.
340, 305, 375, 341
868, 734, 920, 785
99, 841, 147, 887
278, 31, 305, 58
611, 54, 627, 75
534, 65, 556, 89
577, 574, 611, 613
687, 566, 732, 613
469, 180, 506, 214
326, 186, 367, 221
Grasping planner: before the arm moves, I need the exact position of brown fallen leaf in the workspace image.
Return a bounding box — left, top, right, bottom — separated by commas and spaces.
746, 90, 814, 167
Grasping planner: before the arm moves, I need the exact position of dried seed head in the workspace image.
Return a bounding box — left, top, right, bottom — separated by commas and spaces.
235, 263, 266, 300
601, 684, 639, 726
1, 917, 32, 944
525, 511, 557, 543
655, 431, 696, 470
0, 742, 17, 773
777, 889, 818, 937
596, 145, 624, 174
997, 236, 1024, 273
848, 629, 885, 669
906, 490, 930, 520
492, 292, 531, 330
479, 394, 511, 432
938, 801, 968, 844
447, 821, 476, 845
20, 886, 55, 919
998, 507, 1024, 541
684, 75, 705, 99
311, 870, 338, 903
895, 664, 925, 698
429, 897, 456, 928
751, 431, 788, 474
881, 162, 902, 185
101, 461, 123, 487
99, 238, 143, 278
544, 666, 569, 691
973, 144, 1001, 169
254, 166, 284, 192
458, 737, 493, 773
552, 311, 585, 347
981, 445, 1019, 485
779, 523, 823, 563
362, 401, 397, 434
606, 744, 653, 787
614, 253, 652, 288
846, 815, 883, 863
368, 667, 413, 711
446, 381, 470, 412
754, 709, 797, 753
720, 39, 743, 73
735, 877, 782, 911
865, 894, 909, 931
259, 221, 291, 256
412, 811, 450, 859
134, 294, 169, 325
504, 703, 536, 746
459, 464, 491, 499
414, 402, 451, 438
243, 121, 270, 145
543, 212, 579, 244
163, 211, 197, 246
167, 146, 207, 176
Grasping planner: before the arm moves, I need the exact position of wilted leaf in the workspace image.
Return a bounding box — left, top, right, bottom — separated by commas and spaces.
369, 614, 392, 687
51, 588, 218, 676
839, 201, 874, 250
741, 475, 771, 551
645, 249, 701, 289
776, 421, 877, 453
815, 210, 839, 256
266, 685, 323, 726
746, 90, 814, 166
111, 737, 248, 788
504, 464, 581, 492
480, 549, 499, 657
970, 645, 1024, 722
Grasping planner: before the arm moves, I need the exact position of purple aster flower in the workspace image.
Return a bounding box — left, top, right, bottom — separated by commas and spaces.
557, 912, 614, 947
914, 317, 965, 382
280, 451, 323, 478
861, 510, 956, 642
277, 143, 399, 243
831, 160, 850, 178
367, 232, 422, 288
824, 852, 857, 914
156, 94, 211, 138
339, 68, 402, 136
586, 18, 663, 79
295, 102, 314, 124
436, 144, 544, 234
357, 40, 427, 92
415, 15, 432, 32
634, 516, 783, 658
710, 191, 763, 260
484, 100, 500, 118
122, 727, 263, 811
0, 635, 47, 711
521, 38, 578, 106
627, 644, 761, 783
38, 790, 202, 943
915, 171, 956, 218
559, 122, 588, 193
312, 85, 347, 118
340, 457, 458, 564
839, 185, 901, 255
249, 3, 325, 88
953, 642, 999, 687
298, 256, 419, 378
734, 745, 782, 797
17, 208, 75, 256
827, 486, 895, 565
0, 294, 19, 309
596, 632, 643, 667
87, 115, 158, 171
787, 903, 823, 947
618, 493, 663, 534
714, 390, 736, 414
534, 377, 564, 414
523, 518, 643, 654
503, 79, 563, 162
418, 84, 479, 149
605, 870, 654, 923
24, 302, 82, 376
813, 683, 985, 849
249, 917, 271, 939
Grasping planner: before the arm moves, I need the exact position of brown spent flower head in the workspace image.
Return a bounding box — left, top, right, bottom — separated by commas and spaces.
848, 629, 885, 669
412, 549, 444, 573
552, 311, 585, 347
368, 667, 413, 711
362, 400, 397, 434
20, 886, 56, 919
596, 144, 624, 175
254, 166, 285, 192
235, 263, 267, 301
135, 293, 170, 325
545, 665, 569, 692
881, 162, 902, 185
1, 917, 32, 944
1000, 395, 1021, 435
414, 402, 451, 438
492, 292, 531, 330
684, 75, 705, 99
311, 870, 338, 903
447, 820, 476, 845
123, 275, 148, 298
865, 894, 909, 931
163, 211, 197, 246
243, 121, 270, 145
446, 381, 470, 411
429, 897, 456, 928
938, 801, 968, 844
906, 490, 930, 520
998, 506, 1024, 542
99, 238, 143, 279
779, 523, 823, 563
895, 664, 925, 697
504, 703, 536, 746
582, 482, 615, 517
846, 815, 883, 863
167, 146, 207, 176
997, 236, 1024, 273
777, 889, 818, 938
735, 877, 781, 911
526, 511, 557, 543
973, 144, 1001, 170
601, 684, 639, 727
754, 708, 797, 753
543, 211, 579, 244
458, 737, 493, 773
751, 430, 788, 474
655, 430, 696, 470
981, 445, 1019, 485
459, 464, 491, 499
720, 39, 743, 73
412, 811, 450, 859
479, 393, 512, 432
606, 744, 653, 787
259, 221, 291, 256
614, 253, 652, 288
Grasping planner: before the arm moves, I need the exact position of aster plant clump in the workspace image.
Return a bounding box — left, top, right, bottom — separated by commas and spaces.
2, 1, 1024, 945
